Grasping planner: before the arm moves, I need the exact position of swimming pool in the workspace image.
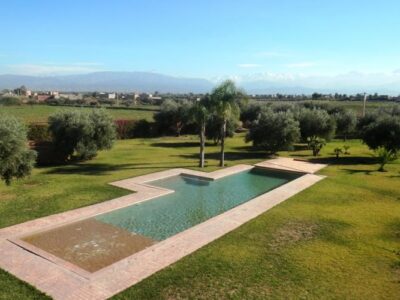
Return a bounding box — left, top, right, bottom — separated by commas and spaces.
21, 167, 302, 273
97, 168, 300, 240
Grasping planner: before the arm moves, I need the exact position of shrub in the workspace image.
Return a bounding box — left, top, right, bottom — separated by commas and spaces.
132, 119, 154, 138
0, 96, 22, 106
307, 137, 326, 156
334, 147, 343, 159
0, 115, 37, 185
375, 147, 398, 172
246, 111, 300, 154
114, 119, 136, 139
48, 109, 116, 161
27, 123, 51, 142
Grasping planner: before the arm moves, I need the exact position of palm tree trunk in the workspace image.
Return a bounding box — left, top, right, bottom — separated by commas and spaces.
219, 119, 226, 167
199, 121, 205, 168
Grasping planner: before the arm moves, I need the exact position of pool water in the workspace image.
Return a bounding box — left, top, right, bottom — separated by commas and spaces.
96, 168, 301, 241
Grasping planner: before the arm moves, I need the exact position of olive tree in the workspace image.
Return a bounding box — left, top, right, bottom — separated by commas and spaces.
0, 115, 37, 185
297, 108, 336, 141
360, 115, 400, 171
361, 116, 400, 154
335, 109, 357, 141
297, 108, 336, 156
154, 100, 192, 136
246, 111, 300, 155
48, 109, 116, 162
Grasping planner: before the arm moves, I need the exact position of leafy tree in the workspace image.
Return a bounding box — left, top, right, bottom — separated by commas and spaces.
190, 97, 212, 168
311, 92, 323, 100
297, 108, 336, 142
240, 103, 264, 126
361, 116, 400, 154
0, 115, 37, 185
246, 111, 300, 154
210, 80, 245, 166
357, 112, 378, 133
335, 109, 357, 141
154, 100, 192, 136
48, 109, 116, 161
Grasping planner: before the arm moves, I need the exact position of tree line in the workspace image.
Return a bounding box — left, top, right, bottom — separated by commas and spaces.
1, 81, 400, 185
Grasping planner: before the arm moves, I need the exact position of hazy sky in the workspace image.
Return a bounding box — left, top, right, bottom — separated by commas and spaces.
1, 0, 400, 89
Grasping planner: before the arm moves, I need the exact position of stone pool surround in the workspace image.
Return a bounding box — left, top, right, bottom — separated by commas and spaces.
0, 158, 326, 300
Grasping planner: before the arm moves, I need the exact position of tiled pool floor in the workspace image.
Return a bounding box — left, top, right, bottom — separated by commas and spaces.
22, 219, 156, 273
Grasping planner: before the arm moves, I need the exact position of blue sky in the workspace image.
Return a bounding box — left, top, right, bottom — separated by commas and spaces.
1, 0, 400, 89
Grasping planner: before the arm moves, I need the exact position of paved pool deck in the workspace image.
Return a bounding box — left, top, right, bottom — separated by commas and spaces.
0, 158, 326, 300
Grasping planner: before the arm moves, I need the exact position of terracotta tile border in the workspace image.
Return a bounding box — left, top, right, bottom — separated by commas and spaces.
0, 158, 326, 300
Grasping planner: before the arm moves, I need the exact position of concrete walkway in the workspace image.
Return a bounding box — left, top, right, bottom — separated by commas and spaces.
0, 159, 326, 300
255, 157, 326, 174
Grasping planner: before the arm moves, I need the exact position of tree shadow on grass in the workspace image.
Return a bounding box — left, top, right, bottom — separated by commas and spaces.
288, 153, 310, 158
151, 141, 211, 148
176, 151, 268, 161
308, 156, 379, 166
341, 168, 374, 175
43, 161, 199, 176
231, 145, 266, 152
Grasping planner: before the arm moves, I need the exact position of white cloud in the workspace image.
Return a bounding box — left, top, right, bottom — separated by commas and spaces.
6, 63, 104, 75
237, 63, 262, 68
286, 62, 316, 68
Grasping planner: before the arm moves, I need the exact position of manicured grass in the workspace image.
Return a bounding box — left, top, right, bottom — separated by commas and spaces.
0, 135, 399, 299
0, 105, 156, 123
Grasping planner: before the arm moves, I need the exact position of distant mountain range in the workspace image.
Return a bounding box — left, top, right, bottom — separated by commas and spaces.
0, 71, 399, 95
0, 72, 213, 93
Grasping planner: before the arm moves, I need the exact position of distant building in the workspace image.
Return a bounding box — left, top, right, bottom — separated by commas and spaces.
98, 92, 116, 100
58, 93, 83, 101
36, 94, 51, 102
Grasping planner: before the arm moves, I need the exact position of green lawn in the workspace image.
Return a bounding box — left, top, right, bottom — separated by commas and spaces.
0, 135, 399, 299
0, 105, 156, 123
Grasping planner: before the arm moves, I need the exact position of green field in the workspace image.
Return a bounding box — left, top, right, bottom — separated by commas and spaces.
0, 134, 399, 299
0, 105, 157, 123
1, 101, 397, 124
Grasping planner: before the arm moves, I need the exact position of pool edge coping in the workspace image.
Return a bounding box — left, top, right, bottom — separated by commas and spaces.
0, 158, 327, 300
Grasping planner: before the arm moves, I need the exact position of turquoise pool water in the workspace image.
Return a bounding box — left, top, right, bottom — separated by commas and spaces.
96, 168, 301, 241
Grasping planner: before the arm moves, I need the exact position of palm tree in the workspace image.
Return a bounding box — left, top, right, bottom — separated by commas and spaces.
210, 80, 244, 167
191, 96, 211, 168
